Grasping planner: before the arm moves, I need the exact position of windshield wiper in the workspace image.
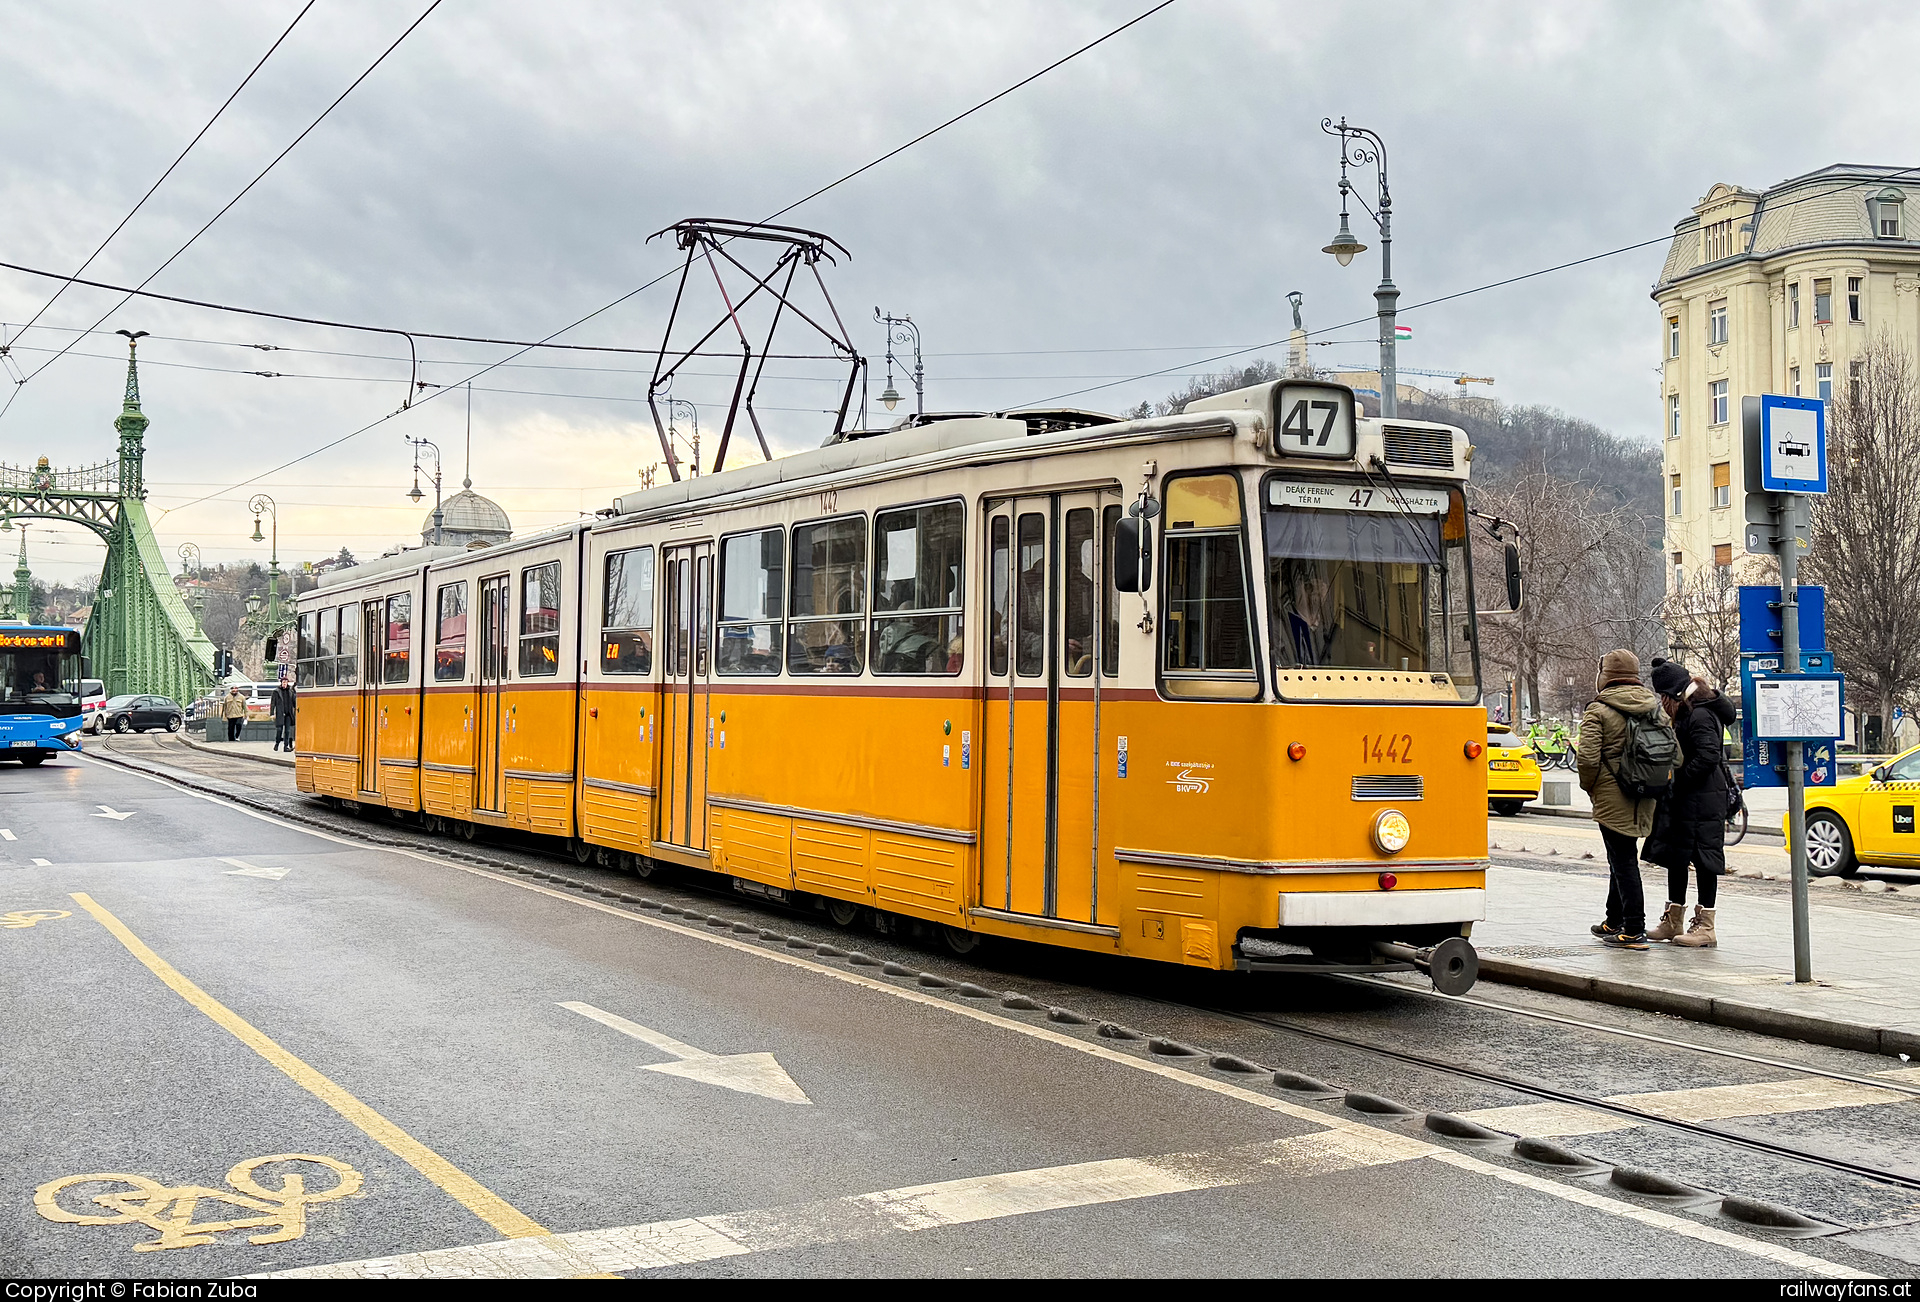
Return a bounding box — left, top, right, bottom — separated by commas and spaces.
1361, 455, 1446, 570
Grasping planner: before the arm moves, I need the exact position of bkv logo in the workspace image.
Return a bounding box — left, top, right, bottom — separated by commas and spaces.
1165, 761, 1214, 794
36, 1154, 362, 1252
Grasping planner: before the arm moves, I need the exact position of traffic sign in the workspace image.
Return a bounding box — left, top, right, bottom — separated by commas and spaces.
1737, 585, 1825, 654
1741, 394, 1827, 494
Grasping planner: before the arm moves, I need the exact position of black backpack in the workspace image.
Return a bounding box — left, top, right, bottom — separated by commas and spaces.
1607, 704, 1678, 800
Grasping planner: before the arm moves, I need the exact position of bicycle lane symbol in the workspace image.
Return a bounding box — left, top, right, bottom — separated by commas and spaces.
35, 1154, 363, 1252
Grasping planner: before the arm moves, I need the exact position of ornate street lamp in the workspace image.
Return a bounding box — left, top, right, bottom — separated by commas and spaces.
247, 493, 287, 674
663, 398, 700, 477
874, 308, 923, 416
1322, 117, 1400, 417
406, 435, 444, 546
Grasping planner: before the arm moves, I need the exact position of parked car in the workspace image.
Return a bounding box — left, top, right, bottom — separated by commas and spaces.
1796, 744, 1920, 877
80, 678, 107, 733
1486, 721, 1543, 817
245, 687, 274, 720
101, 694, 184, 734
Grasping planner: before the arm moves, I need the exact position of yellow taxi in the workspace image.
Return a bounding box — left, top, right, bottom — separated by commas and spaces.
1799, 744, 1920, 877
1486, 722, 1542, 817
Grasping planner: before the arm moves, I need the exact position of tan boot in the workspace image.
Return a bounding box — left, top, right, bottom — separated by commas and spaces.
1672, 906, 1717, 948
1647, 901, 1686, 942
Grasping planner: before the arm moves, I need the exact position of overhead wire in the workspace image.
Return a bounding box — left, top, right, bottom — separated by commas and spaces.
7, 0, 444, 409
2, 3, 317, 352
158, 0, 1186, 518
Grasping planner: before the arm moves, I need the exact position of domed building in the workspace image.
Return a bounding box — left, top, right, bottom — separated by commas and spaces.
423, 480, 511, 549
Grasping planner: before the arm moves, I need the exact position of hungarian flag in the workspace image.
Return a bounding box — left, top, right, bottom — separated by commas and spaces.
1394, 325, 1413, 341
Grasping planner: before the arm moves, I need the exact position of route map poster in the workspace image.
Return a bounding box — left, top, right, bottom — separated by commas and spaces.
1753, 675, 1843, 740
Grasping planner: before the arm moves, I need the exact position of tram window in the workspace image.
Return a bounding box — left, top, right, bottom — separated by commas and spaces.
315, 608, 337, 688
385, 593, 412, 684
1161, 473, 1257, 701
1102, 505, 1121, 677
601, 546, 654, 675
1063, 508, 1095, 677
336, 605, 359, 688
990, 516, 1010, 677
296, 613, 316, 689
788, 515, 866, 675
872, 502, 963, 675
717, 529, 783, 675
1014, 513, 1045, 677
519, 561, 561, 677
435, 582, 468, 682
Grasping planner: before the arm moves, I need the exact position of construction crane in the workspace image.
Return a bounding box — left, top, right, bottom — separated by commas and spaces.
1329, 363, 1495, 387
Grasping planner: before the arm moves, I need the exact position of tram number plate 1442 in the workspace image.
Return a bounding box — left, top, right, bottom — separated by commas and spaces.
1361, 733, 1414, 763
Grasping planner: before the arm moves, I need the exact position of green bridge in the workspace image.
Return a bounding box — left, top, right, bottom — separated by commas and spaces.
1, 340, 215, 703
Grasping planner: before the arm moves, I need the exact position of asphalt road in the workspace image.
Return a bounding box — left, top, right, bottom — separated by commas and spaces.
0, 740, 1913, 1278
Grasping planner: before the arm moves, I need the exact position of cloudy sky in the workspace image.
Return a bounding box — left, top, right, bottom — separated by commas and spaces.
1, 0, 1912, 582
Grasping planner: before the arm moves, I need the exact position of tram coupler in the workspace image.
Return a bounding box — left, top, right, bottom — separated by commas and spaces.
1371, 937, 1478, 996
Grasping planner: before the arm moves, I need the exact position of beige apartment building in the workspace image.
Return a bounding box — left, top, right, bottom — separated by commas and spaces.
1654, 164, 1920, 590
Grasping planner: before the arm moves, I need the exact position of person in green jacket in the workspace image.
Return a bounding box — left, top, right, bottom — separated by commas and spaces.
1578, 649, 1674, 949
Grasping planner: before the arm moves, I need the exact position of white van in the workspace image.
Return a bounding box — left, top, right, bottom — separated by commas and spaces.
80, 678, 107, 733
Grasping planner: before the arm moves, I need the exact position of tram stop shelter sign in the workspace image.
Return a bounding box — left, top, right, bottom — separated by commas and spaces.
1745, 393, 1828, 495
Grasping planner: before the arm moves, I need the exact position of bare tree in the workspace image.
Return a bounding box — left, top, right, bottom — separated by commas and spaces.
1660, 563, 1746, 691
1803, 333, 1920, 728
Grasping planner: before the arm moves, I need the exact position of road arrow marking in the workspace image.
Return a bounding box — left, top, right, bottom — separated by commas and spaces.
559, 1001, 811, 1105
0, 829, 14, 840
221, 857, 290, 881
31, 858, 50, 866
93, 806, 134, 820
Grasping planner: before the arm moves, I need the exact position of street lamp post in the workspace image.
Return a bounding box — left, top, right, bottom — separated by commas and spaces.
177, 542, 204, 634
663, 399, 701, 477
1321, 117, 1399, 419
874, 309, 923, 418
248, 493, 283, 676
406, 436, 444, 546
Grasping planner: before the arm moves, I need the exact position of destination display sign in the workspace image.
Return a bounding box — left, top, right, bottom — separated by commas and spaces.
1268, 480, 1448, 515
0, 630, 78, 651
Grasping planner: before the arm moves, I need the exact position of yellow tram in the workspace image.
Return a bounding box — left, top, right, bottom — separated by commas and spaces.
296, 378, 1493, 990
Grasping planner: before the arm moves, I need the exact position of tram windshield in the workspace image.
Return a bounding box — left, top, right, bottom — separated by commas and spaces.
1263, 478, 1478, 702
0, 630, 84, 716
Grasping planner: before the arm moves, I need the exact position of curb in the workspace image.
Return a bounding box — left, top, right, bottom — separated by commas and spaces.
176, 734, 296, 769
1519, 803, 1785, 844
1477, 956, 1920, 1058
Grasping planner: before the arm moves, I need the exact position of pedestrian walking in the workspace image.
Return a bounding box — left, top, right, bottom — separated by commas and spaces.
1578, 649, 1679, 949
272, 672, 297, 752
1643, 659, 1737, 948
222, 685, 247, 742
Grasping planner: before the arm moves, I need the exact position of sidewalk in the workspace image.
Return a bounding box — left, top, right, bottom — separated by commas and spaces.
181, 733, 295, 768
1524, 777, 1787, 838
1475, 839, 1920, 1057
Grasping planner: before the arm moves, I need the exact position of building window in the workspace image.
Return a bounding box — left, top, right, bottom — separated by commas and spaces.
1714, 543, 1733, 578
1848, 276, 1864, 323
1711, 462, 1731, 509
1707, 299, 1728, 345
1814, 278, 1832, 324
1669, 393, 1681, 440
1672, 552, 1685, 593
1817, 361, 1833, 404
600, 546, 653, 674
1668, 316, 1680, 357
1790, 365, 1801, 396
1709, 379, 1729, 425
1671, 472, 1683, 517
1788, 282, 1800, 329
1850, 359, 1866, 407
1703, 219, 1734, 262
1876, 189, 1905, 239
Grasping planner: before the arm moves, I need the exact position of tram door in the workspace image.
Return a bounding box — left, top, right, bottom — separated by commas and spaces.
358, 600, 384, 797
657, 543, 713, 851
981, 492, 1108, 924
474, 574, 511, 813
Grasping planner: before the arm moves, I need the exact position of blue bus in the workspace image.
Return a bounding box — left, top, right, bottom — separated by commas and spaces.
0, 626, 87, 765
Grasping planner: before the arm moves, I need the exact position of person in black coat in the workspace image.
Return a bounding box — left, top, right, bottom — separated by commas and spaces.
271, 672, 297, 753
1642, 658, 1737, 948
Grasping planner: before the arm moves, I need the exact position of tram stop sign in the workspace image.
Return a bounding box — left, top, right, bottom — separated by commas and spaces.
1742, 393, 1827, 495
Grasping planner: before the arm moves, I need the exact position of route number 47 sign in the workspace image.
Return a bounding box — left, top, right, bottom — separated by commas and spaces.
1752, 673, 1844, 740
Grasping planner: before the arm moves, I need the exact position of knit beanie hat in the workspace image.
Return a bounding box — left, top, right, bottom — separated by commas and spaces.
1597, 649, 1641, 690
1649, 657, 1690, 698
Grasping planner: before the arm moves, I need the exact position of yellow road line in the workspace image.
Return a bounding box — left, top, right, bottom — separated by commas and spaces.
68, 891, 550, 1243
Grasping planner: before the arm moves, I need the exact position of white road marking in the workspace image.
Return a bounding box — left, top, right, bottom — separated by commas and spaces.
264, 1129, 1434, 1279
75, 756, 1891, 1276
220, 856, 290, 881
92, 805, 134, 820
30, 858, 50, 866
1461, 1075, 1909, 1138
1876, 1066, 1920, 1084
561, 1001, 810, 1104
0, 829, 15, 840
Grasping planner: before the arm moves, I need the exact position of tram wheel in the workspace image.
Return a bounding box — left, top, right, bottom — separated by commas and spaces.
940, 925, 982, 955
631, 854, 661, 879
826, 898, 862, 928
458, 820, 477, 842
572, 839, 594, 865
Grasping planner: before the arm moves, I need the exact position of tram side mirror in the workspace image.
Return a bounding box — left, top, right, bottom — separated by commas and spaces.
1113, 518, 1152, 593
1503, 542, 1523, 611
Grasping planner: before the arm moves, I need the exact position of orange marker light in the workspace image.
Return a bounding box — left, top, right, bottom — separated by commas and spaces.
1287, 742, 1307, 762
589, 707, 599, 718
1379, 872, 1398, 890
1464, 741, 1484, 759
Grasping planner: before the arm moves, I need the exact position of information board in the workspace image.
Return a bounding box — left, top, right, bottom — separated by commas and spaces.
1752, 673, 1844, 740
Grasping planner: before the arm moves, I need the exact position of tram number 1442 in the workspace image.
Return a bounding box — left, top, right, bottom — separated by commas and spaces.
1362, 733, 1415, 764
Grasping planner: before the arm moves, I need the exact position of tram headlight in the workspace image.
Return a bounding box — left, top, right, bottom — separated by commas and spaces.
1371, 808, 1411, 855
